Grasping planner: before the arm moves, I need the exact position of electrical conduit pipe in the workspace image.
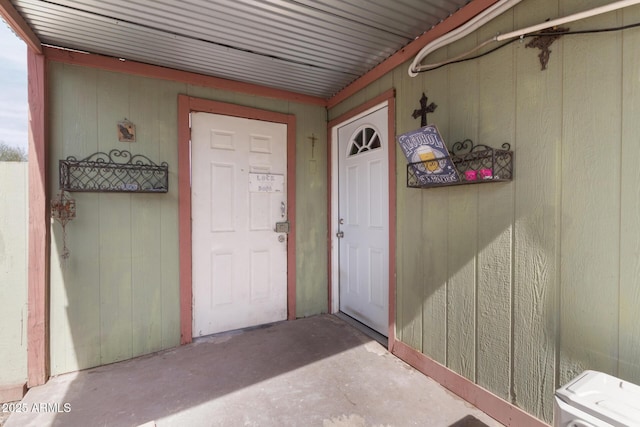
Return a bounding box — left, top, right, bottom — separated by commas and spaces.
409, 0, 640, 76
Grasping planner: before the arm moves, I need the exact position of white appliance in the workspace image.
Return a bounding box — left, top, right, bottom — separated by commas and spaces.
554, 370, 640, 427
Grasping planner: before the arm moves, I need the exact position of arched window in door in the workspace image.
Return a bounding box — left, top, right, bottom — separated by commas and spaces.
348, 125, 381, 156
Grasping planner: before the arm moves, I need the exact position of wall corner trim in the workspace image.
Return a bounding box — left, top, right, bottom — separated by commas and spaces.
27, 49, 49, 388
177, 94, 193, 345
0, 383, 27, 404
392, 341, 549, 427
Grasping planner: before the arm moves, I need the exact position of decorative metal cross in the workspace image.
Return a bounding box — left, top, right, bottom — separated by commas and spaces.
412, 92, 437, 127
308, 133, 317, 158
525, 27, 569, 70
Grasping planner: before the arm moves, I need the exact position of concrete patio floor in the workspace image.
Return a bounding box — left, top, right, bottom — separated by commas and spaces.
6, 314, 503, 427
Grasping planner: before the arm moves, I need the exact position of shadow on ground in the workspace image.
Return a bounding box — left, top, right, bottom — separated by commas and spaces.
8, 315, 503, 427
449, 415, 493, 427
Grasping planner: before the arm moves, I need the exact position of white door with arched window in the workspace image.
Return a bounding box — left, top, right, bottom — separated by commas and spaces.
336, 105, 389, 335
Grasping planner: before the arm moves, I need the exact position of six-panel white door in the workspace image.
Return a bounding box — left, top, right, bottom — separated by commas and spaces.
191, 112, 288, 337
337, 106, 389, 335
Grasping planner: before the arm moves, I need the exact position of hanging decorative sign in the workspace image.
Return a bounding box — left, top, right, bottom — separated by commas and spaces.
117, 118, 136, 142
398, 124, 459, 186
249, 173, 284, 193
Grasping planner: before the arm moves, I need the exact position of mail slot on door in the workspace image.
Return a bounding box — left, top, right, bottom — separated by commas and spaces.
275, 221, 290, 233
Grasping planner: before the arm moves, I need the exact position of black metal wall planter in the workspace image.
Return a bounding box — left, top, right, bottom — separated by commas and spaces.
407, 140, 513, 189
59, 149, 169, 193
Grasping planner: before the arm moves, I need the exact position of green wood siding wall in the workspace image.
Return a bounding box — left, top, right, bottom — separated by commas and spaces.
329, 0, 640, 422
48, 63, 328, 375
0, 162, 28, 388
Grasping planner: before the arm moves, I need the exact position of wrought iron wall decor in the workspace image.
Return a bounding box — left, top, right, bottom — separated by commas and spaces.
412, 92, 437, 127
51, 190, 76, 259
525, 27, 569, 70
59, 150, 169, 193
407, 140, 513, 188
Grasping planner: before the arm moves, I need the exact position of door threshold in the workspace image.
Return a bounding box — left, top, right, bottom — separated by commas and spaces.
193, 320, 285, 342
335, 312, 388, 348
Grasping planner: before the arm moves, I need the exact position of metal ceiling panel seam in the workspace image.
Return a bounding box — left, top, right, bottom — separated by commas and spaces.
290, 0, 467, 37
28, 9, 376, 75
11, 0, 473, 98
34, 0, 407, 59
16, 0, 390, 74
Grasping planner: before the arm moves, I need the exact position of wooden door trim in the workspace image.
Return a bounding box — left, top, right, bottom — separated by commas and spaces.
178, 95, 296, 344
327, 89, 396, 348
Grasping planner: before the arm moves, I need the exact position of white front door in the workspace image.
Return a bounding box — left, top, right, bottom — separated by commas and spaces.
191, 112, 288, 337
336, 105, 389, 335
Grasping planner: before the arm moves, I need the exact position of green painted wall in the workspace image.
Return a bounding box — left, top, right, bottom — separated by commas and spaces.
330, 0, 640, 423
48, 63, 328, 375
0, 162, 28, 389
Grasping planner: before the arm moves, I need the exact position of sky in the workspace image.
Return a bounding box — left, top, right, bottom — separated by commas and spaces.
0, 18, 27, 152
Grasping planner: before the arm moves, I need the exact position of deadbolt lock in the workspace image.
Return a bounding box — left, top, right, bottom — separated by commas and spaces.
275, 221, 290, 233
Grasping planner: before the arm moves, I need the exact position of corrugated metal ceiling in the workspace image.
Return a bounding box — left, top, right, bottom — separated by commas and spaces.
11, 0, 471, 98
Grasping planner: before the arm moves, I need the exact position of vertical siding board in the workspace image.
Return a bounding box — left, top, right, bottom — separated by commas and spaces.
391, 68, 405, 344
419, 48, 449, 364
328, 87, 368, 123
364, 72, 393, 103
294, 102, 328, 317
129, 77, 163, 357
245, 94, 289, 115
131, 193, 163, 357
475, 9, 516, 401
0, 162, 28, 385
396, 64, 424, 350
475, 164, 515, 386
619, 4, 640, 385
559, 4, 622, 383
49, 63, 102, 374
48, 62, 69, 374
97, 71, 134, 365
159, 81, 183, 349
186, 85, 231, 106
65, 68, 102, 371
446, 187, 477, 381
421, 188, 449, 364
445, 33, 480, 381
512, 0, 562, 421
61, 195, 102, 372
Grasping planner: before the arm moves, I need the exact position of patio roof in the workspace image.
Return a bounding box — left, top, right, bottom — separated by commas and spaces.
5, 0, 481, 99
